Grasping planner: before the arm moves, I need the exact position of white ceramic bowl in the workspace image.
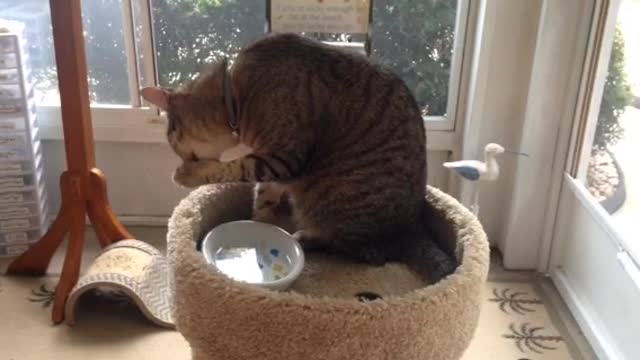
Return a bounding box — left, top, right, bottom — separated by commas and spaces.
201, 220, 305, 291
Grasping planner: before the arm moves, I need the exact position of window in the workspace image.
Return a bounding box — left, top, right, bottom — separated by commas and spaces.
1, 0, 142, 105
582, 0, 640, 259
153, 1, 266, 88
370, 0, 460, 118
0, 0, 470, 141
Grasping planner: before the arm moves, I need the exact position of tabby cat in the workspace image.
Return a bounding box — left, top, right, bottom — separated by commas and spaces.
142, 33, 457, 281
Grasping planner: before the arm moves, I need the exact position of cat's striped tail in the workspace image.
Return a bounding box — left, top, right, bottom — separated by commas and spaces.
401, 200, 459, 283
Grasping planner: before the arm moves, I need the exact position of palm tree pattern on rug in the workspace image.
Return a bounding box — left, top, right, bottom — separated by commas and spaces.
490, 287, 566, 357
29, 284, 55, 308
489, 288, 543, 315
503, 323, 564, 354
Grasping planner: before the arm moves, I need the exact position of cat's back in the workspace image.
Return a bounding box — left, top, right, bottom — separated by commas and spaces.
236, 33, 425, 164
236, 33, 392, 85
235, 34, 428, 221
239, 33, 352, 65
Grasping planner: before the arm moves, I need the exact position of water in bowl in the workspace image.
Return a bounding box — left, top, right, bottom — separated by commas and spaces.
214, 246, 291, 283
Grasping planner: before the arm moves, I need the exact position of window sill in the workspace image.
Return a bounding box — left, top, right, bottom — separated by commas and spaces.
37, 106, 458, 150
39, 122, 168, 143
37, 105, 167, 143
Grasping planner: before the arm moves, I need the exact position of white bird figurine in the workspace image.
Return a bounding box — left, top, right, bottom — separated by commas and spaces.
443, 143, 527, 215
444, 143, 506, 182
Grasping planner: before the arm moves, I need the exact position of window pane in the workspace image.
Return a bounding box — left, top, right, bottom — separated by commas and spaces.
585, 0, 640, 255
0, 0, 58, 104
82, 0, 131, 104
371, 0, 459, 117
152, 0, 266, 88
0, 0, 132, 105
152, 0, 460, 117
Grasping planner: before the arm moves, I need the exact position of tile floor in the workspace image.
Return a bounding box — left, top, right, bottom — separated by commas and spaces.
0, 226, 598, 359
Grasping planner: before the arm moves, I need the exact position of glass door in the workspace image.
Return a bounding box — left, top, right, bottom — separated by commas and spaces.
550, 0, 640, 358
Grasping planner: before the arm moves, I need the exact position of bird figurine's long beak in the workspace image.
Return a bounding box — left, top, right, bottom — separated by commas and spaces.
504, 149, 529, 157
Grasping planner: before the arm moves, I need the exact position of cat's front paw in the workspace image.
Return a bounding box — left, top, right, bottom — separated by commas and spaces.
172, 161, 207, 188
293, 230, 326, 251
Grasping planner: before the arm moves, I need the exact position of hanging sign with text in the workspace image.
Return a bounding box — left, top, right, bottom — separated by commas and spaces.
270, 0, 371, 34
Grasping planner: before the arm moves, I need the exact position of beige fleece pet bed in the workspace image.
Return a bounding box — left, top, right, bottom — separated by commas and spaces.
167, 184, 489, 360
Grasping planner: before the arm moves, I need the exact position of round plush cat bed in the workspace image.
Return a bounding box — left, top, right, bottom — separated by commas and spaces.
167, 184, 489, 360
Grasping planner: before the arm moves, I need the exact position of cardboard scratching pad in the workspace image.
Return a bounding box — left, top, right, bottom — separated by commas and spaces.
64, 239, 174, 328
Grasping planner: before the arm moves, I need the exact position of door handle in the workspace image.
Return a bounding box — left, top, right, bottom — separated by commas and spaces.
616, 250, 640, 290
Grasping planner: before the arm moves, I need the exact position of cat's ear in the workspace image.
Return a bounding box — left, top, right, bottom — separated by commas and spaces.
141, 87, 169, 110
219, 143, 253, 162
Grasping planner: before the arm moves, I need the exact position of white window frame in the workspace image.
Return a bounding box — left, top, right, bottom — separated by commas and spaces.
37, 0, 472, 148
425, 0, 471, 132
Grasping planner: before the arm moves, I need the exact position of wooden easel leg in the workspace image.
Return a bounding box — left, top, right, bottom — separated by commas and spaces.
52, 188, 86, 324
6, 172, 74, 276
88, 169, 133, 243
7, 170, 133, 324
6, 0, 135, 325
86, 205, 111, 249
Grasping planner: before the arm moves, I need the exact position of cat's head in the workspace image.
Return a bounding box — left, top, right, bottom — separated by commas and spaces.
140, 59, 239, 162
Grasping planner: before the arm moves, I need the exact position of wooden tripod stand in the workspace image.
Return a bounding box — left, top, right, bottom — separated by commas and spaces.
6, 0, 132, 324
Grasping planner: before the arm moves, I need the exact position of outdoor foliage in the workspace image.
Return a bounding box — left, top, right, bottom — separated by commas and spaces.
24, 0, 458, 114
370, 0, 458, 115
152, 0, 265, 88
594, 27, 634, 150
151, 0, 459, 115
82, 0, 131, 104
13, 0, 635, 124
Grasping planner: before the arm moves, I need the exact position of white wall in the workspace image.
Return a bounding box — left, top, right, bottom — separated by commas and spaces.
459, 0, 543, 246
455, 0, 597, 270
42, 141, 450, 220
502, 0, 596, 270
42, 141, 188, 219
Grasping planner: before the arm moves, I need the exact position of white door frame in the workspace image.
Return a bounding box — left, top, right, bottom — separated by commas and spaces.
545, 0, 640, 357
545, 0, 637, 270
538, 0, 611, 272
500, 0, 600, 270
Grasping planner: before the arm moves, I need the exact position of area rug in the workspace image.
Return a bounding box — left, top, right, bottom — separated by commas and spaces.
0, 276, 578, 360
